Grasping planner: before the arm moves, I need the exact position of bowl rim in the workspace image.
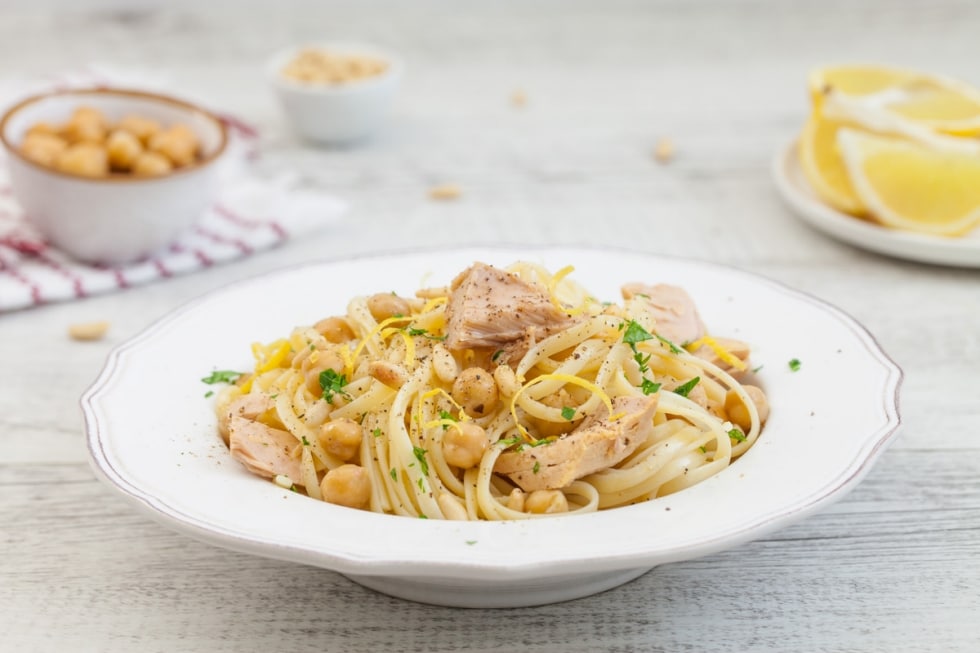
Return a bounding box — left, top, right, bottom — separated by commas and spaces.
266, 41, 404, 95
0, 87, 230, 185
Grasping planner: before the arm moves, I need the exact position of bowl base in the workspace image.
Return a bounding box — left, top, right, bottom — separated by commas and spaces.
344, 566, 653, 608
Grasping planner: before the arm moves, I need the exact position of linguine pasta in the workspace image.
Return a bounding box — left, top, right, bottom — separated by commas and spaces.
212, 262, 767, 521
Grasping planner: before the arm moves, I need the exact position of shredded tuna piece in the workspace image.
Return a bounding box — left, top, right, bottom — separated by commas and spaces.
621, 283, 706, 345
495, 394, 658, 491
444, 262, 576, 353
226, 395, 303, 483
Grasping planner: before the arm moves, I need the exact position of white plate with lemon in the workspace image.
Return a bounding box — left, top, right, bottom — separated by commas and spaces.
773, 64, 980, 268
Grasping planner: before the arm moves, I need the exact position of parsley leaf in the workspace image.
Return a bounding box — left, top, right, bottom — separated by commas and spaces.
497, 435, 524, 449
373, 428, 383, 438
412, 446, 430, 476
561, 406, 576, 421
622, 320, 654, 345
301, 436, 310, 446
655, 334, 683, 354
319, 369, 349, 403
390, 468, 397, 480
673, 376, 701, 397
728, 427, 747, 443
491, 349, 505, 363
439, 409, 457, 430
532, 461, 541, 474
640, 378, 661, 395
201, 370, 243, 385
788, 358, 802, 372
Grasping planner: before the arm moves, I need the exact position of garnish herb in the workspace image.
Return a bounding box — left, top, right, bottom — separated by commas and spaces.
788, 358, 802, 372
390, 468, 397, 480
412, 446, 430, 476
407, 327, 447, 341
561, 406, 576, 421
622, 320, 654, 346
319, 369, 350, 403
418, 514, 428, 519
204, 390, 214, 398
497, 435, 524, 449
698, 446, 707, 453
751, 364, 764, 374
373, 428, 383, 438
532, 461, 541, 474
640, 378, 661, 395
201, 370, 243, 385
491, 349, 505, 363
673, 376, 701, 397
465, 540, 477, 546
655, 334, 683, 354
728, 427, 747, 443
439, 409, 457, 430
301, 436, 310, 446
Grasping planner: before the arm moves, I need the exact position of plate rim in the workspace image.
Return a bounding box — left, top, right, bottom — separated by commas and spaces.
772, 138, 980, 268
82, 244, 904, 580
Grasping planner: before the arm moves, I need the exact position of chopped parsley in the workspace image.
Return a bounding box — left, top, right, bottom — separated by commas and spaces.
640, 378, 661, 395
497, 435, 524, 449
655, 334, 683, 354
698, 446, 707, 453
203, 390, 214, 398
788, 358, 802, 372
390, 468, 397, 480
491, 349, 505, 363
201, 370, 243, 385
532, 460, 541, 474
439, 409, 457, 430
465, 540, 477, 546
418, 514, 428, 519
622, 320, 654, 346
673, 376, 701, 397
407, 327, 446, 341
301, 436, 310, 446
561, 406, 576, 421
412, 446, 430, 476
751, 364, 764, 374
319, 369, 350, 403
373, 428, 383, 438
728, 427, 747, 443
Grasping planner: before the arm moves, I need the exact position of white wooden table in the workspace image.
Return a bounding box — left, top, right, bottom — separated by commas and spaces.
2, 2, 978, 651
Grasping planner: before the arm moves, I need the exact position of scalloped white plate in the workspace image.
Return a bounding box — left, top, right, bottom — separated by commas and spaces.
773, 139, 980, 267
82, 246, 902, 608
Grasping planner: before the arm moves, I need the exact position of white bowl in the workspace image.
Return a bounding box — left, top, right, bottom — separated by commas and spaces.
0, 89, 228, 264
267, 43, 402, 144
82, 246, 903, 608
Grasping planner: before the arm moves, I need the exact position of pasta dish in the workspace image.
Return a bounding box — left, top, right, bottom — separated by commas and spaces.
211, 261, 768, 520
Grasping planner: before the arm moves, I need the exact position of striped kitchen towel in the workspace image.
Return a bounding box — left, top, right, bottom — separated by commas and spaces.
0, 70, 346, 312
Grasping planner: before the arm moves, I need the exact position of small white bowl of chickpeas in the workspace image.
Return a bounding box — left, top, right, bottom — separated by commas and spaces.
268, 43, 402, 144
0, 88, 228, 263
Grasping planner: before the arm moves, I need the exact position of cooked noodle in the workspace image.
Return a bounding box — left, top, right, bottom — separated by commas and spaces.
213, 262, 766, 520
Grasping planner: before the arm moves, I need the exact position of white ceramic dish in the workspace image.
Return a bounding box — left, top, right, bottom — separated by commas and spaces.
772, 139, 980, 268
82, 246, 902, 608
267, 42, 402, 144
0, 88, 228, 264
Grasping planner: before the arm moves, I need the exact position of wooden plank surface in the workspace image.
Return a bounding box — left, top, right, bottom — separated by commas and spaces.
1, 1, 978, 651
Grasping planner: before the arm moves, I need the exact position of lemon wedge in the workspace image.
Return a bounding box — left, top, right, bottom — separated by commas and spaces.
810, 65, 980, 136
798, 111, 866, 215
837, 128, 980, 236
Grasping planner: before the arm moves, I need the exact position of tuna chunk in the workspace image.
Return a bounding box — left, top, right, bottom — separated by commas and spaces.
494, 394, 658, 491
621, 283, 706, 345
444, 262, 576, 353
226, 395, 304, 482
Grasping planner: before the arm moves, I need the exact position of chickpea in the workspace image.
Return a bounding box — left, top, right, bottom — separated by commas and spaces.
314, 316, 355, 343
525, 489, 569, 514
116, 115, 162, 144
20, 133, 67, 167
318, 418, 363, 461
149, 124, 199, 167
25, 122, 59, 138
55, 143, 108, 178
63, 113, 107, 144
367, 293, 410, 322
132, 151, 173, 176
106, 129, 143, 171
319, 464, 371, 509
724, 385, 770, 432
451, 367, 499, 418
302, 350, 345, 395
442, 422, 489, 469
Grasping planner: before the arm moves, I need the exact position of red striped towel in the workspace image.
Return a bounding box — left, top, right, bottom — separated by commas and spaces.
0, 71, 346, 312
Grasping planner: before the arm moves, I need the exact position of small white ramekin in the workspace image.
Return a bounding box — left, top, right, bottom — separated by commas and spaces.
267, 42, 402, 145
